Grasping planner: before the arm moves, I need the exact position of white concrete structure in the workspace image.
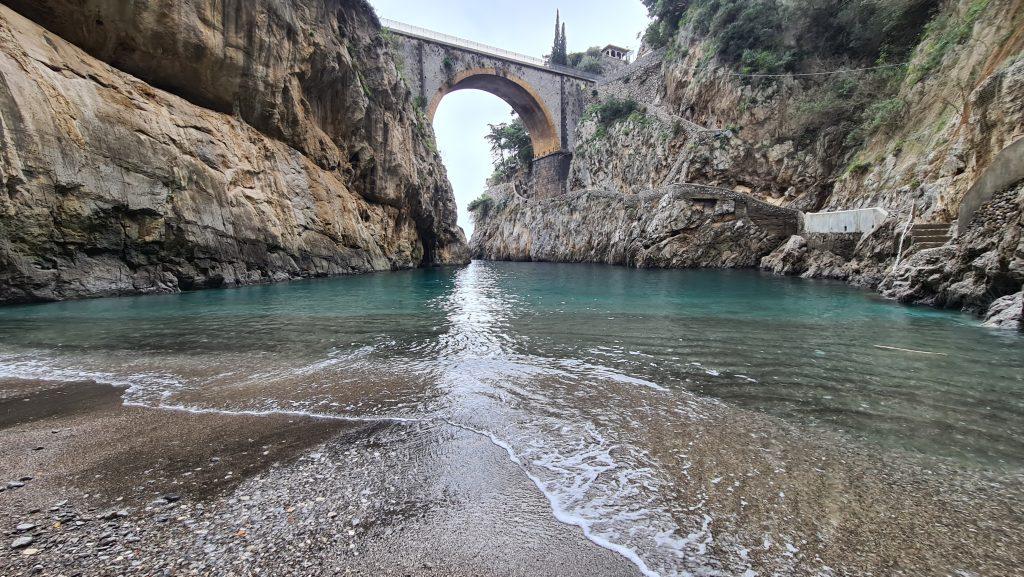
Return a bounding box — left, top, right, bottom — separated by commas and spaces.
802, 207, 889, 237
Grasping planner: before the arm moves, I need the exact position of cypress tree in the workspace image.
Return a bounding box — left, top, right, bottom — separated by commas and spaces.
560, 23, 567, 63
550, 10, 568, 66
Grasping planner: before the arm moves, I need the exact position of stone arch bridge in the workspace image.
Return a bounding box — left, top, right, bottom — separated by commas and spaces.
382, 19, 598, 198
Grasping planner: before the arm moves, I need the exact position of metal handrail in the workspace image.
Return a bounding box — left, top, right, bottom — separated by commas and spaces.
380, 18, 601, 82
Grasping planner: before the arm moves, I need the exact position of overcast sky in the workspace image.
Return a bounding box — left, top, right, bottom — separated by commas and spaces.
367, 0, 651, 237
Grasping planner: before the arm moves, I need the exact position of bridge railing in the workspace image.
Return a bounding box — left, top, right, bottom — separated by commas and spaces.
380, 18, 601, 82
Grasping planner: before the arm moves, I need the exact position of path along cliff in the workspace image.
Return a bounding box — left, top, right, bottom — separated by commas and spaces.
471, 0, 1023, 330
0, 0, 468, 305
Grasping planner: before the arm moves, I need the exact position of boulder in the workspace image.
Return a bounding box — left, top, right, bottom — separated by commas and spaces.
983, 291, 1023, 330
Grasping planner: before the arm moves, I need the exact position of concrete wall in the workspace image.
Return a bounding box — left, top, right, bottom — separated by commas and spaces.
958, 137, 1024, 232
802, 208, 889, 236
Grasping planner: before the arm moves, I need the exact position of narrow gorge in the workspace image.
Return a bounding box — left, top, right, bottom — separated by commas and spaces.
1, 3, 1023, 577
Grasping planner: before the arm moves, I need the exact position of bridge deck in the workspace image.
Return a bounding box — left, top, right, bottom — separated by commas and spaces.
380, 18, 600, 82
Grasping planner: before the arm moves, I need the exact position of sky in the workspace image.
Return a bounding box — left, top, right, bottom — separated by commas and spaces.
367, 0, 652, 237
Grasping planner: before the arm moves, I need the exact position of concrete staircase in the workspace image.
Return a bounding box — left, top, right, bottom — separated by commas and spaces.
908, 223, 953, 250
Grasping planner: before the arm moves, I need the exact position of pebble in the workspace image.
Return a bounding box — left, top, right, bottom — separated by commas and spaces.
12, 535, 34, 549
6, 481, 25, 489
16, 523, 36, 532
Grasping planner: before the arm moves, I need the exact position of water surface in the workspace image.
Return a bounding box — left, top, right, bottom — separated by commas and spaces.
1, 262, 1021, 575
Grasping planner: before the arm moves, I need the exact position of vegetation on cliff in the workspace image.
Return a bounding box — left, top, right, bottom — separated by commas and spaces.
643, 0, 938, 74
642, 0, 945, 154
585, 98, 645, 138
467, 194, 496, 221
485, 115, 534, 184
568, 47, 610, 75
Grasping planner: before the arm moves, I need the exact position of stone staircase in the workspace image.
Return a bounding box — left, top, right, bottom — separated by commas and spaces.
908, 223, 953, 250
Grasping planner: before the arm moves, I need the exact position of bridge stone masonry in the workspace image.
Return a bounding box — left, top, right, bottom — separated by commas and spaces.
382, 19, 598, 199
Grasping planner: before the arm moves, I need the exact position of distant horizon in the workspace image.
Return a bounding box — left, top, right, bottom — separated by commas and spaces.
367, 0, 651, 236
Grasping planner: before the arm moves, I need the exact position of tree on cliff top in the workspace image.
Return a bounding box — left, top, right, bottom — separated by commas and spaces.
550, 10, 568, 66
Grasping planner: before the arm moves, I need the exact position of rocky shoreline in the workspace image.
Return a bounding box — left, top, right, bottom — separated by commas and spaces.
471, 184, 799, 268
470, 0, 1023, 331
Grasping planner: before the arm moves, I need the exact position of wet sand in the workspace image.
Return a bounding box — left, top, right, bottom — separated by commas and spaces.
0, 379, 640, 576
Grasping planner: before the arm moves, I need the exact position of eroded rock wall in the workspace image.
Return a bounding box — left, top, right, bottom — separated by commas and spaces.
476, 0, 1023, 322
472, 185, 798, 268
0, 0, 467, 304
881, 183, 1024, 313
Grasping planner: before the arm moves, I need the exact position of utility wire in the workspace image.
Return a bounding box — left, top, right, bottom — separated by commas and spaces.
689, 61, 911, 79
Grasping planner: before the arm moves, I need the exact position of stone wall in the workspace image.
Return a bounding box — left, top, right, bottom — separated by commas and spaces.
802, 208, 889, 236
958, 136, 1024, 232
531, 153, 572, 199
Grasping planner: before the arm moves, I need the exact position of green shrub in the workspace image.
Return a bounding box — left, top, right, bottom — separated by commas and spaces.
586, 98, 642, 130
863, 98, 907, 135
467, 194, 495, 220
577, 55, 605, 74
567, 47, 606, 74
847, 159, 873, 175
740, 49, 794, 75
908, 0, 989, 83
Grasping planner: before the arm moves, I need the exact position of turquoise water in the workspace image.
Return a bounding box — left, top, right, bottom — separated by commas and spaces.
2, 262, 1019, 467
1, 262, 1022, 575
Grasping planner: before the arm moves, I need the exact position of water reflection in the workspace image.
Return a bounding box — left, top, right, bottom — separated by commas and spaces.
2, 262, 1023, 575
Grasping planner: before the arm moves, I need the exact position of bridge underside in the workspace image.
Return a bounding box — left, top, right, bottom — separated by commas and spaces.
389, 30, 589, 161
426, 68, 562, 158
387, 26, 593, 199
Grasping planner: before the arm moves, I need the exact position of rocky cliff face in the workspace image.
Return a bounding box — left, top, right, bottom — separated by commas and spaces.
474, 0, 1022, 327
882, 182, 1023, 313
472, 184, 798, 268
0, 0, 467, 304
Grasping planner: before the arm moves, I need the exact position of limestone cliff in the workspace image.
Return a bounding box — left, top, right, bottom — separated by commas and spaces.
0, 0, 468, 304
882, 182, 1023, 313
472, 184, 798, 267
473, 0, 1023, 326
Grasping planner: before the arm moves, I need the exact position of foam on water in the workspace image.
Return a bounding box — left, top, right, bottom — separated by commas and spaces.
1, 262, 1022, 577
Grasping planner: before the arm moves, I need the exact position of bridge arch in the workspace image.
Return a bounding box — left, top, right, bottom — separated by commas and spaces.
426, 68, 562, 159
